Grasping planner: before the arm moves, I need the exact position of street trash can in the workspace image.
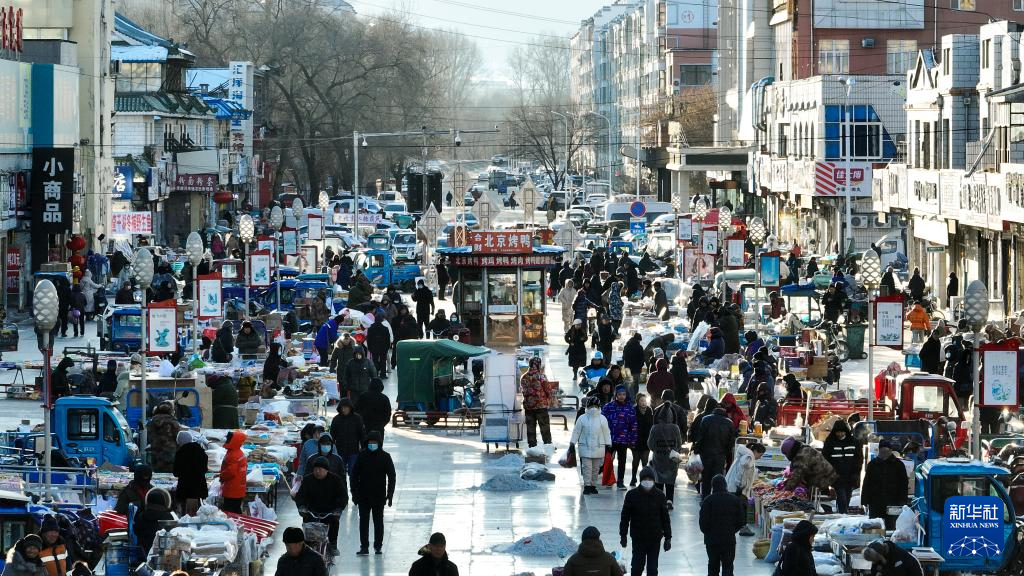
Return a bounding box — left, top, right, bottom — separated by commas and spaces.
845, 323, 866, 360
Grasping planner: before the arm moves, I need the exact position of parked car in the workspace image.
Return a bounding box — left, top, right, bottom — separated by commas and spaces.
379, 191, 402, 203
391, 230, 420, 262
382, 201, 408, 219
463, 191, 476, 206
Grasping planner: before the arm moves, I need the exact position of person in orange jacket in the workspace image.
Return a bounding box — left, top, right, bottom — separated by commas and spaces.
906, 301, 931, 343
220, 430, 248, 513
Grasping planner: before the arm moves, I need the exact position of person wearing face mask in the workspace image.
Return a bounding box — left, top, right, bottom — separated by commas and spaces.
329, 398, 366, 476
603, 385, 638, 488
698, 475, 746, 576
305, 434, 345, 479
619, 467, 671, 575
861, 440, 908, 528
570, 397, 613, 495
350, 431, 396, 556
822, 420, 863, 514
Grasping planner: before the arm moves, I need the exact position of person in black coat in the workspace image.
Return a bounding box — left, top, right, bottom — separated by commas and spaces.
350, 431, 396, 555
861, 440, 909, 528
620, 467, 672, 575
669, 351, 691, 410
172, 431, 208, 515
565, 320, 589, 383
329, 398, 365, 473
946, 272, 959, 308
907, 267, 926, 301
134, 488, 173, 553
653, 281, 669, 320
821, 420, 862, 514
355, 378, 392, 439
918, 330, 943, 375
862, 540, 924, 576
880, 266, 898, 296
50, 358, 74, 400
699, 475, 746, 576
593, 314, 617, 363
411, 280, 435, 337
391, 306, 420, 369
622, 333, 646, 391
779, 520, 817, 576
275, 528, 327, 576
365, 316, 392, 377
437, 258, 450, 300
262, 343, 289, 390
409, 533, 459, 576
631, 394, 654, 486
697, 407, 736, 498
295, 457, 349, 555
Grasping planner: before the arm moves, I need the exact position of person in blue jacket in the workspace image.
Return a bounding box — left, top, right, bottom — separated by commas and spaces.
315, 314, 343, 365
699, 327, 726, 365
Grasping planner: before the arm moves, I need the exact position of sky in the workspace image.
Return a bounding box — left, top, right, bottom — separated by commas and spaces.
348, 0, 593, 74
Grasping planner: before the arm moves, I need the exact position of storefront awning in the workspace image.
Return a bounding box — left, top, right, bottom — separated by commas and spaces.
912, 216, 949, 246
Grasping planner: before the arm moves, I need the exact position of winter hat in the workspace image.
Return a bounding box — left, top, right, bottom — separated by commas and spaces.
176, 431, 194, 446
639, 467, 656, 481
366, 430, 382, 443
573, 318, 583, 325
338, 398, 354, 413
311, 457, 331, 471
39, 515, 59, 534
661, 389, 675, 402
614, 385, 628, 395
586, 396, 602, 408
134, 464, 153, 483
581, 526, 601, 540
282, 527, 305, 544
780, 436, 798, 459
20, 535, 42, 551
429, 532, 446, 545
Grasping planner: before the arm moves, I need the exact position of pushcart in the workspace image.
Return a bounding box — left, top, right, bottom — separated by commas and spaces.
480, 404, 523, 453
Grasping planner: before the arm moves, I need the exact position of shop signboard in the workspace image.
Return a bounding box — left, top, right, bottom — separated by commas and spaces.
1000, 166, 1024, 223
449, 254, 558, 267
249, 250, 272, 287
174, 173, 217, 193
111, 211, 153, 235
758, 252, 780, 288
873, 294, 904, 349
147, 300, 178, 354
6, 247, 18, 295
726, 239, 745, 267
197, 273, 222, 320
907, 169, 940, 215
467, 231, 533, 254
113, 166, 133, 200
980, 342, 1020, 407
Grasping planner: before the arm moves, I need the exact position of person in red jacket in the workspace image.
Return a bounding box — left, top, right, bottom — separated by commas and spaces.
719, 393, 746, 430
644, 358, 674, 409
220, 430, 248, 513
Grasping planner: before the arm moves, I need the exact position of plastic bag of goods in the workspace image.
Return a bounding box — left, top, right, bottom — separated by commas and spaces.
891, 505, 919, 543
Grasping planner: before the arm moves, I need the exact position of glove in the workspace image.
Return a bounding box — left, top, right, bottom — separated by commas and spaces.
664, 539, 671, 551
620, 536, 628, 548
387, 496, 393, 507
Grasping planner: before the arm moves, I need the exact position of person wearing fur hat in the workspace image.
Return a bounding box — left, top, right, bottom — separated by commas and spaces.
147, 401, 181, 473
274, 527, 327, 576
520, 357, 555, 448
561, 526, 624, 576
329, 398, 365, 475
3, 535, 46, 576
602, 385, 638, 489
134, 488, 174, 553
173, 432, 208, 515
37, 516, 70, 576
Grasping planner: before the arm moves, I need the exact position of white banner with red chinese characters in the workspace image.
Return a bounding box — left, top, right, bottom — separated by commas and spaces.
111, 211, 153, 235
467, 230, 533, 254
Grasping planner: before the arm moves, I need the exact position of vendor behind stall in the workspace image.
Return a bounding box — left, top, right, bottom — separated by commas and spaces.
134, 488, 174, 553
113, 465, 152, 515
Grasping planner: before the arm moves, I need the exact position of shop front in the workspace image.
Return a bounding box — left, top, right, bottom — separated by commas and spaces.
440, 245, 563, 347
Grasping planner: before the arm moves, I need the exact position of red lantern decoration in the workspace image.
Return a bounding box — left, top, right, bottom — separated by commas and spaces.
69, 254, 85, 268
213, 191, 234, 204
68, 235, 86, 251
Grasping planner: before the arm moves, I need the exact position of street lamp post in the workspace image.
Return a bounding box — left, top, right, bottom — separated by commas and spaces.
270, 207, 284, 311
32, 279, 58, 499
131, 248, 154, 451
551, 112, 570, 196
964, 280, 990, 460
860, 249, 881, 422
586, 111, 614, 185
185, 232, 204, 354
718, 205, 732, 283
748, 217, 767, 328
694, 198, 708, 282
839, 77, 856, 255
239, 215, 255, 315
318, 191, 330, 271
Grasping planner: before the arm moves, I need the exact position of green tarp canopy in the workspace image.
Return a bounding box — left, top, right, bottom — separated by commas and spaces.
396, 339, 490, 406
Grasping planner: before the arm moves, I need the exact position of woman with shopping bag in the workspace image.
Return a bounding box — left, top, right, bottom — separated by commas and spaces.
570, 396, 612, 496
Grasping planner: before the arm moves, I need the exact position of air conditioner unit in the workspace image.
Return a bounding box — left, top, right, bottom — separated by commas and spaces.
873, 214, 893, 227
851, 215, 869, 228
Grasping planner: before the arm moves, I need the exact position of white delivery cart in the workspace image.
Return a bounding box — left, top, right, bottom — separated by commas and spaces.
480, 353, 524, 452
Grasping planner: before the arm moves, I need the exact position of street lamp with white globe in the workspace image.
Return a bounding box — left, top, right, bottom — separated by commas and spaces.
748, 217, 766, 327
33, 279, 58, 498
963, 280, 989, 459
185, 232, 205, 354
239, 214, 255, 316
860, 249, 881, 421
131, 248, 154, 449
318, 192, 330, 271
270, 206, 284, 311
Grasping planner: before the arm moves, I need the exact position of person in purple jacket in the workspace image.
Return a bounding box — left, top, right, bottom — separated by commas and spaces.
602, 385, 638, 489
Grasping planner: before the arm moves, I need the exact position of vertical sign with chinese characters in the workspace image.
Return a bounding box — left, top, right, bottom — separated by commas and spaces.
197, 273, 222, 320
466, 231, 533, 254
31, 148, 73, 273
873, 295, 905, 349
113, 166, 133, 200
6, 247, 18, 296
147, 300, 179, 354
228, 61, 254, 172
981, 343, 1020, 407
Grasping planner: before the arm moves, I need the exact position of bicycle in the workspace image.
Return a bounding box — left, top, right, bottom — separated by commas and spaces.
300, 509, 340, 566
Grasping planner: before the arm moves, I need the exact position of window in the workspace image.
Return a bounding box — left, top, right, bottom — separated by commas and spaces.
982, 39, 991, 68
943, 48, 951, 75
1016, 0, 1024, 11
114, 62, 162, 93
778, 123, 790, 156
887, 40, 917, 74
1011, 103, 1024, 142
678, 64, 712, 86
824, 105, 890, 160
67, 409, 99, 441
103, 413, 120, 445
818, 40, 849, 74
952, 0, 975, 10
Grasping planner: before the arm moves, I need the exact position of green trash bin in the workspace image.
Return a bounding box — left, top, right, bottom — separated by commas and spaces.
845, 323, 866, 360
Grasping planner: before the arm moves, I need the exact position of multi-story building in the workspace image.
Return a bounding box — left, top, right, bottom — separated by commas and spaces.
873, 21, 1024, 318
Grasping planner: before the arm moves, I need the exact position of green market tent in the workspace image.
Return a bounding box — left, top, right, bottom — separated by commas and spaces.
396, 339, 490, 408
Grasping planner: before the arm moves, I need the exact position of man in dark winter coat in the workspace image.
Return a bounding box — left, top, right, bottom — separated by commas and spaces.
863, 540, 924, 576
821, 420, 862, 513
295, 457, 348, 555
562, 526, 625, 576
622, 333, 646, 392
620, 467, 672, 576
392, 306, 420, 369
343, 346, 377, 405
779, 520, 817, 576
365, 316, 392, 377
918, 330, 943, 375
350, 431, 396, 555
329, 399, 365, 474
411, 280, 435, 337
645, 359, 674, 408
173, 431, 208, 515
717, 307, 741, 354
408, 533, 459, 576
861, 440, 909, 528
697, 406, 736, 498
275, 527, 327, 576
355, 378, 392, 439
699, 475, 746, 576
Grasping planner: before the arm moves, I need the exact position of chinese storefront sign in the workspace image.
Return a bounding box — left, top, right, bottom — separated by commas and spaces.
6, 247, 18, 295
197, 274, 222, 320
113, 166, 133, 200
174, 173, 217, 193
31, 148, 73, 272
450, 254, 557, 267
467, 231, 533, 254
249, 250, 272, 287
147, 300, 178, 354
981, 342, 1020, 407
111, 212, 153, 235
873, 295, 904, 349
228, 61, 254, 159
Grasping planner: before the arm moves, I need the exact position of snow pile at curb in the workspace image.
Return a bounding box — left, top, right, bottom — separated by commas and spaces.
494, 528, 578, 557
485, 454, 526, 469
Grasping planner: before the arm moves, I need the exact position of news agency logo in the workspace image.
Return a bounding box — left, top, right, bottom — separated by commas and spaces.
944, 496, 1004, 558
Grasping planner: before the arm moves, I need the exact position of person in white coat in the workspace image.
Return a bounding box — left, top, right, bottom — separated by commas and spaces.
570, 396, 612, 496
558, 279, 577, 332
724, 442, 765, 536
79, 270, 102, 317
